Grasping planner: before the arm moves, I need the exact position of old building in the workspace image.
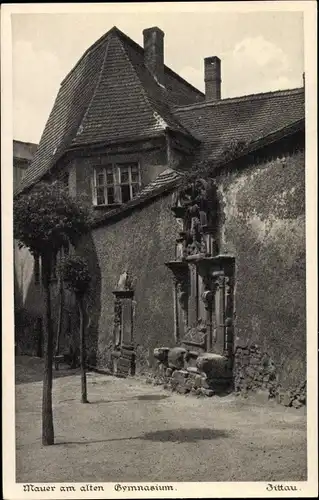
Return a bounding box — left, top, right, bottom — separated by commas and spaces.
15, 27, 305, 400
13, 140, 38, 191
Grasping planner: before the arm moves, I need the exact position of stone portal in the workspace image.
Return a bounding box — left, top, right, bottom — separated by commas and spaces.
111, 271, 136, 376
163, 178, 235, 393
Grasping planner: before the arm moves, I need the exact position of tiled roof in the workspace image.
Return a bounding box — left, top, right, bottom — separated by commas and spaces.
16, 27, 203, 195
174, 87, 305, 161
17, 24, 305, 198
92, 116, 305, 228
137, 168, 183, 196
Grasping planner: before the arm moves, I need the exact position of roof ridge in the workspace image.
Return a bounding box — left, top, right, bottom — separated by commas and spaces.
110, 27, 204, 97
73, 37, 110, 141
61, 25, 204, 98
174, 86, 304, 112
118, 35, 170, 131
61, 26, 119, 85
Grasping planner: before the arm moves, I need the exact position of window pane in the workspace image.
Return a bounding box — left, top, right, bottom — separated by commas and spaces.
132, 184, 140, 198
107, 187, 115, 204
97, 172, 105, 186
120, 169, 129, 183
96, 187, 105, 205
106, 173, 114, 185
131, 167, 139, 183
121, 184, 131, 203
105, 166, 113, 185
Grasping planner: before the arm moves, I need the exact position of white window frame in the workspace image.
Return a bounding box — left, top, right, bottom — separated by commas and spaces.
92, 162, 141, 206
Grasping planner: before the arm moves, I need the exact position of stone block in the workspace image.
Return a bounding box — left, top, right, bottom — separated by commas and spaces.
193, 374, 202, 388
186, 366, 200, 374
165, 367, 173, 377
172, 369, 189, 385
250, 357, 261, 365
201, 377, 211, 389
121, 351, 135, 360
196, 353, 228, 377
292, 399, 303, 409
281, 392, 293, 407
185, 378, 194, 391
191, 387, 202, 396
154, 347, 170, 365
157, 363, 166, 377
168, 347, 187, 370
176, 385, 189, 394
202, 388, 214, 397
117, 358, 131, 368
245, 366, 255, 377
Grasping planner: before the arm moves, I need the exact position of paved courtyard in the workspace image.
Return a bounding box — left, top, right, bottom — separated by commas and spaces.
15, 356, 307, 483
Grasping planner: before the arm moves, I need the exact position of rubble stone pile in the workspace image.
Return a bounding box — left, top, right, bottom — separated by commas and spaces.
150, 346, 232, 396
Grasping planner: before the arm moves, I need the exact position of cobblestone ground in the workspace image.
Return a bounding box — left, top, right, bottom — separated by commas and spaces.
15, 356, 307, 483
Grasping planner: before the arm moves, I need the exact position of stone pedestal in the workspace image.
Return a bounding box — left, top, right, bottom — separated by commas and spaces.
111, 289, 135, 376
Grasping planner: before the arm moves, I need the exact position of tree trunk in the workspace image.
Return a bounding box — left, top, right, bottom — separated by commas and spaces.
78, 294, 88, 403
41, 255, 55, 445
54, 261, 64, 370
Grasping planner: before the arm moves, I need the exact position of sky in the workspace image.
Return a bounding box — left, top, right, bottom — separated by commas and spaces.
12, 9, 304, 144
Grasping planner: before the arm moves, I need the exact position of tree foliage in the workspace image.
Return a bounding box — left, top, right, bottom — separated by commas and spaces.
59, 255, 91, 296
178, 140, 250, 192
13, 180, 92, 444
14, 181, 91, 255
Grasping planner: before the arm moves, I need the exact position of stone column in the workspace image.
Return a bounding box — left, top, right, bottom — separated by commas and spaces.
188, 263, 198, 328
213, 273, 225, 355
165, 261, 189, 343
202, 290, 213, 351
224, 276, 234, 361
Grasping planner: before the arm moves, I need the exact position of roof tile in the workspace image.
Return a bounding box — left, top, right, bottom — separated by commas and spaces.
16, 27, 202, 194
173, 88, 305, 161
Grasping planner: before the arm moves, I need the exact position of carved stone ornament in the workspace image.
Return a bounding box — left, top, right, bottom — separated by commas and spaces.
117, 270, 133, 291
171, 179, 220, 258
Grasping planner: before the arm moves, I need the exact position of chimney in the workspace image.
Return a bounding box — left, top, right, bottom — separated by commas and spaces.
204, 56, 221, 100
143, 27, 164, 86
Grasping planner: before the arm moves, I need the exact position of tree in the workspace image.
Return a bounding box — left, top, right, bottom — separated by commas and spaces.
59, 255, 91, 403
14, 181, 91, 445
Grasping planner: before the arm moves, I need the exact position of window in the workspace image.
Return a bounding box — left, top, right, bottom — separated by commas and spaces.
93, 162, 141, 206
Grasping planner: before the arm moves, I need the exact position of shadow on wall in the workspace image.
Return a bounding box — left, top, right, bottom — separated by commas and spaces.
77, 231, 102, 367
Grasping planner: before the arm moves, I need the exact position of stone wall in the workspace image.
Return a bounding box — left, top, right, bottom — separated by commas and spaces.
218, 145, 306, 390
234, 343, 306, 408
83, 192, 179, 373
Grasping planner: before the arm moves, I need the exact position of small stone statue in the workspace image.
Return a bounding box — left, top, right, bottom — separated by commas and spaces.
117, 270, 133, 291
